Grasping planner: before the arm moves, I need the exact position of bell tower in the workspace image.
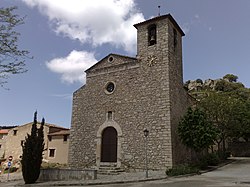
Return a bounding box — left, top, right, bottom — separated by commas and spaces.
134, 14, 185, 87
134, 14, 190, 166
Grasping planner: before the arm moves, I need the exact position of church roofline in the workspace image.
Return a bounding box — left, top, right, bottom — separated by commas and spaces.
85, 53, 137, 73
134, 14, 185, 36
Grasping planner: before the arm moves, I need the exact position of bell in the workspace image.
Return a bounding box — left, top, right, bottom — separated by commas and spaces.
150, 35, 155, 42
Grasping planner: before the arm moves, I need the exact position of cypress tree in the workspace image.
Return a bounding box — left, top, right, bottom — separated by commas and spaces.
21, 111, 45, 184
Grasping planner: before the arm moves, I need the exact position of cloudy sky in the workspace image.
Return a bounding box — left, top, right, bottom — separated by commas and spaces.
1, 0, 250, 128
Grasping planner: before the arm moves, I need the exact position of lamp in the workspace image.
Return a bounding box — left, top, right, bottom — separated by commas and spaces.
143, 128, 149, 178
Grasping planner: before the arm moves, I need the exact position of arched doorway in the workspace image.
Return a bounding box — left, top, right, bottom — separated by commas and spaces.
101, 127, 117, 162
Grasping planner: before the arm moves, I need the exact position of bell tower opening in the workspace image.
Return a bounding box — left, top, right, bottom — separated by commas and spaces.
148, 24, 157, 46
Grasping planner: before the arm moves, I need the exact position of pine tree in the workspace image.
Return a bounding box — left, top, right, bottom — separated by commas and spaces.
21, 111, 45, 184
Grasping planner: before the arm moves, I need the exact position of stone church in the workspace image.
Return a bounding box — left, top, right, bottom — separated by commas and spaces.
69, 14, 192, 170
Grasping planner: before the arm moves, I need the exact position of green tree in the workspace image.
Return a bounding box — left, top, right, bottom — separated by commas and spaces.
178, 107, 217, 152
223, 74, 238, 82
227, 99, 250, 141
21, 111, 45, 184
186, 74, 250, 155
0, 6, 30, 87
215, 80, 244, 92
198, 92, 244, 153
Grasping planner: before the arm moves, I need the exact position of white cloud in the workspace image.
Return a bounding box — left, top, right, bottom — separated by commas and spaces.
22, 0, 145, 54
46, 50, 97, 84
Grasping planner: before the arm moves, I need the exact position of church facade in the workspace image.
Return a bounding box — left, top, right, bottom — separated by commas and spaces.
68, 14, 192, 170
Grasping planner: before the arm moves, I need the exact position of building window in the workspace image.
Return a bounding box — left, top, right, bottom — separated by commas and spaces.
13, 130, 17, 136
0, 144, 1, 149
173, 28, 177, 50
148, 24, 157, 46
105, 82, 116, 94
49, 149, 55, 157
106, 82, 115, 93
108, 111, 113, 120
108, 56, 114, 62
48, 136, 52, 141
63, 135, 68, 142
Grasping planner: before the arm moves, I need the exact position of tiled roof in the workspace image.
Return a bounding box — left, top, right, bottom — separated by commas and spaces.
0, 129, 9, 134
12, 122, 69, 130
48, 130, 70, 136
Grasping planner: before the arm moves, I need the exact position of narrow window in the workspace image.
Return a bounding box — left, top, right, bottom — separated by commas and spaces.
48, 136, 52, 141
13, 130, 17, 136
49, 149, 55, 157
0, 144, 1, 149
148, 24, 157, 46
108, 111, 113, 120
173, 28, 177, 50
63, 135, 68, 142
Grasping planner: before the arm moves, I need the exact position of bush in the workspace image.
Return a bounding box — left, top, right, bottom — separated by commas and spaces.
218, 151, 231, 160
4, 167, 18, 173
198, 153, 220, 169
166, 164, 199, 176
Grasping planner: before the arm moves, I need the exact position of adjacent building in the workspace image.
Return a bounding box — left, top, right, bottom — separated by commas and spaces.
0, 129, 9, 158
5, 122, 69, 164
69, 14, 192, 170
47, 129, 70, 164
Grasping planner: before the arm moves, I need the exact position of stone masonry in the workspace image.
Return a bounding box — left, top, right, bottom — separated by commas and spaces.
69, 14, 192, 170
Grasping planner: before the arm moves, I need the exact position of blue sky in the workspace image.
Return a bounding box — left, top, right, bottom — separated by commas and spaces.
1, 0, 250, 128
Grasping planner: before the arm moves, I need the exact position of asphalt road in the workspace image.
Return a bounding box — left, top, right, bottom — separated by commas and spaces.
2, 157, 250, 187
83, 158, 250, 187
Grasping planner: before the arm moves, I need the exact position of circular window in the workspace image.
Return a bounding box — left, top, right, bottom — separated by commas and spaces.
108, 56, 114, 62
105, 82, 115, 94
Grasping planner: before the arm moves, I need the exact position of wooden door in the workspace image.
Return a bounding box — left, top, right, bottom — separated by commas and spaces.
101, 127, 117, 162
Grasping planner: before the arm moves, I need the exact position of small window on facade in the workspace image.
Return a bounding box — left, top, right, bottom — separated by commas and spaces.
108, 56, 114, 62
173, 28, 177, 50
148, 24, 157, 46
108, 111, 113, 120
106, 82, 115, 93
0, 144, 1, 149
49, 149, 55, 157
13, 130, 17, 136
48, 136, 52, 141
63, 135, 68, 142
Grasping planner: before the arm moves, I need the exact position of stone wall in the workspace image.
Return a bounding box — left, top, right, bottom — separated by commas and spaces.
167, 20, 193, 165
38, 168, 97, 181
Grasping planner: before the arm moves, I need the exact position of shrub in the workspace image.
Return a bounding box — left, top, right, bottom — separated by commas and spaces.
196, 79, 203, 84
4, 167, 18, 173
166, 164, 199, 176
198, 152, 220, 169
218, 151, 231, 160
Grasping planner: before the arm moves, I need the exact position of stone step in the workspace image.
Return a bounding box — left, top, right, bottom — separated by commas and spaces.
98, 167, 125, 175
99, 162, 117, 167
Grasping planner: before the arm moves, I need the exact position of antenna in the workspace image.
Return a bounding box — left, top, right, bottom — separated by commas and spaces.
158, 5, 161, 16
